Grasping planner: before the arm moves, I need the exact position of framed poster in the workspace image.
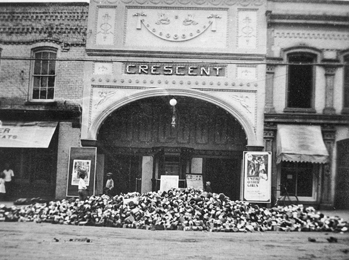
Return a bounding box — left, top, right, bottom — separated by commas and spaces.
160, 175, 179, 191
243, 151, 271, 203
186, 174, 203, 189
66, 147, 97, 197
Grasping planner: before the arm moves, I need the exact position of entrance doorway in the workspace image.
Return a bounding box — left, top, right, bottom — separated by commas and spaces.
205, 158, 241, 200
97, 96, 247, 197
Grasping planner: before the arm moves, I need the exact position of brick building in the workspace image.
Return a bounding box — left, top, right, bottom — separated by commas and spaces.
264, 0, 349, 209
0, 0, 348, 209
0, 2, 88, 199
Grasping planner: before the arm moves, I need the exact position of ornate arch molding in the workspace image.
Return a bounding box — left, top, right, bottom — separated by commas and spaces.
340, 49, 349, 61
90, 88, 257, 145
280, 45, 322, 63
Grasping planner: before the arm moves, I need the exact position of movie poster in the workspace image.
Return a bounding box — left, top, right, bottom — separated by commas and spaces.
243, 151, 271, 203
66, 147, 97, 197
71, 159, 91, 186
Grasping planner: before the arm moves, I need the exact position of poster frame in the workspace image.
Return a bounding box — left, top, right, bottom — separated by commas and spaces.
66, 147, 97, 197
242, 151, 272, 203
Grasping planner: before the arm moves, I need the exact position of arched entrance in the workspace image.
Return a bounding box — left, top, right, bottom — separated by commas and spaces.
97, 96, 248, 200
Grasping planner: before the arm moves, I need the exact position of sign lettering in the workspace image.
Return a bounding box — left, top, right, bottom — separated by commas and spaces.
125, 63, 226, 77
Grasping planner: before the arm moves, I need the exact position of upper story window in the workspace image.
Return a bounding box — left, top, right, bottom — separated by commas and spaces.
31, 48, 57, 100
344, 55, 349, 109
286, 53, 316, 110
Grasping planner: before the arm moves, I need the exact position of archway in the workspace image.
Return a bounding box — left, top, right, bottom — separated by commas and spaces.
97, 96, 248, 200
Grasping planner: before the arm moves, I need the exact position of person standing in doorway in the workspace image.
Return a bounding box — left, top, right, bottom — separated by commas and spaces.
104, 172, 114, 197
3, 163, 14, 200
205, 181, 213, 193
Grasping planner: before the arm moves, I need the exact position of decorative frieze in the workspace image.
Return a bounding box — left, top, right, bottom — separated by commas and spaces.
96, 7, 116, 45
237, 9, 257, 49
274, 31, 349, 41
93, 0, 264, 6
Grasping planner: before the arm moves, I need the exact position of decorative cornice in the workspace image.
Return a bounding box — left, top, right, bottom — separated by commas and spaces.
92, 0, 264, 6
86, 48, 266, 61
264, 113, 349, 125
267, 13, 349, 27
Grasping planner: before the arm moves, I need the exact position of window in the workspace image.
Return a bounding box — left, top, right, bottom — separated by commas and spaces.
344, 55, 349, 109
286, 53, 316, 109
280, 162, 314, 197
31, 48, 57, 100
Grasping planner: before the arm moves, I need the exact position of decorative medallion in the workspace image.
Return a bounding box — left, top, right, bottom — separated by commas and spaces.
239, 0, 251, 6
150, 0, 161, 4
178, 0, 191, 4
136, 0, 148, 4
224, 0, 237, 5
209, 0, 222, 5
164, 0, 177, 4
121, 0, 133, 3
193, 0, 206, 5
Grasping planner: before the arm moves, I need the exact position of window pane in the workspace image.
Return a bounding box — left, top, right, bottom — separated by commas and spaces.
32, 88, 40, 99
287, 54, 315, 108
33, 76, 40, 88
281, 168, 296, 196
49, 52, 56, 75
41, 76, 48, 88
48, 76, 55, 87
47, 87, 54, 99
32, 50, 56, 100
40, 89, 47, 99
344, 56, 349, 107
34, 59, 42, 75
41, 52, 49, 75
281, 162, 313, 197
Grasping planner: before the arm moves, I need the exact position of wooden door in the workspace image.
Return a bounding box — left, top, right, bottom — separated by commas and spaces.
335, 139, 349, 209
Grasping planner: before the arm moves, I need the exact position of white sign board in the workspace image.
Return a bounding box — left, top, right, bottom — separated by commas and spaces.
160, 175, 179, 191
243, 151, 272, 203
186, 174, 203, 189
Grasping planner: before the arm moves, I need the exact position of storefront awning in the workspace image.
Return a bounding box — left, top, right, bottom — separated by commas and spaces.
0, 121, 58, 148
276, 125, 329, 164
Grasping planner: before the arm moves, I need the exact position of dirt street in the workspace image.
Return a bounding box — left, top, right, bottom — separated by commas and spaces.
0, 222, 349, 260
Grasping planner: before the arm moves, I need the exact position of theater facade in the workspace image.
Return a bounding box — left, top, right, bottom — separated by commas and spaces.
81, 0, 267, 200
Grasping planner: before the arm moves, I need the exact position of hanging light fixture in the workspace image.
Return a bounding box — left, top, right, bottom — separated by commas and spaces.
169, 98, 177, 128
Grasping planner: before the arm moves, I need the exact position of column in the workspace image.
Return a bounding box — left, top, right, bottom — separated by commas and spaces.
320, 125, 336, 208
265, 65, 276, 113
323, 66, 337, 115
264, 123, 277, 206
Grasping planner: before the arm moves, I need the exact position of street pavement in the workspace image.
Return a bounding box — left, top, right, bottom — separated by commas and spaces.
1, 221, 349, 260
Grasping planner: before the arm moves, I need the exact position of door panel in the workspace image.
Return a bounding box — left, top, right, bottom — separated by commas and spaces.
335, 139, 349, 209
205, 158, 240, 200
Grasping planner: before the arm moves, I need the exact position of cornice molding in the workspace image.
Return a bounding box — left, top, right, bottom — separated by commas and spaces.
264, 113, 349, 125
267, 13, 349, 27
91, 0, 265, 7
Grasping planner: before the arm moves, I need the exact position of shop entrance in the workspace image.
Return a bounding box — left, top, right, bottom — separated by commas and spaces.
97, 96, 247, 199
205, 158, 241, 200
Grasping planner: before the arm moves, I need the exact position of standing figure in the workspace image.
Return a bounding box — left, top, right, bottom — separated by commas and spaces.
104, 172, 114, 197
0, 172, 6, 201
78, 172, 87, 201
205, 181, 213, 193
3, 163, 14, 200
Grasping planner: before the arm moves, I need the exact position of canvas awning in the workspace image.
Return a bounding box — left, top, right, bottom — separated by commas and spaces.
0, 121, 58, 148
276, 125, 329, 164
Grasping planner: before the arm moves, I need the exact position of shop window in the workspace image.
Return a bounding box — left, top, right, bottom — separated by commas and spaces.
286, 53, 316, 110
30, 48, 57, 100
280, 162, 314, 197
344, 55, 349, 110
